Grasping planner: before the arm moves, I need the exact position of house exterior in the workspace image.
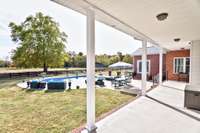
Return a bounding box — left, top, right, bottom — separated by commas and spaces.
133, 47, 190, 82
132, 47, 166, 80
166, 49, 190, 81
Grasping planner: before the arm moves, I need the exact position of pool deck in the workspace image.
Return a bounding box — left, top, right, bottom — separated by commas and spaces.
17, 78, 153, 92
92, 81, 200, 133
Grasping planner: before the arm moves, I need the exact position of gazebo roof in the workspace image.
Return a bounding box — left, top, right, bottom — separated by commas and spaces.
108, 61, 132, 69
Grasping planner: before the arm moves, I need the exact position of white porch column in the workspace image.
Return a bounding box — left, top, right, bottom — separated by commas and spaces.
159, 48, 163, 84
86, 9, 96, 132
141, 40, 147, 95
190, 40, 200, 87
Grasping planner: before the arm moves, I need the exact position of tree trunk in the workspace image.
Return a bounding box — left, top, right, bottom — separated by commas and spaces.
43, 63, 48, 73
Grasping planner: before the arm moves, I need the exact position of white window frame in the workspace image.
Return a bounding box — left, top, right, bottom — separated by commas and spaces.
137, 60, 150, 74
173, 57, 190, 74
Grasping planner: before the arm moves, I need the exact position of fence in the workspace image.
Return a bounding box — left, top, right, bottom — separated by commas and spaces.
0, 68, 108, 79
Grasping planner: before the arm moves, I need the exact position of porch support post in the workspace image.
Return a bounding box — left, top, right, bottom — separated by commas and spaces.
86, 8, 96, 132
141, 40, 147, 95
190, 40, 200, 87
159, 48, 163, 84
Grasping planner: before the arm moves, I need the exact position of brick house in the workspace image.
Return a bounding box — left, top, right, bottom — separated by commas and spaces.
166, 49, 190, 81
133, 46, 190, 82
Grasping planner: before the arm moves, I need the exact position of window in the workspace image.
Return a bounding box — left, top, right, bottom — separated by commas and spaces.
185, 58, 190, 74
174, 57, 190, 74
137, 60, 150, 73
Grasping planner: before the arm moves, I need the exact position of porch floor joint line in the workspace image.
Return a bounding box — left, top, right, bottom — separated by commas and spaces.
145, 95, 200, 122
160, 85, 184, 92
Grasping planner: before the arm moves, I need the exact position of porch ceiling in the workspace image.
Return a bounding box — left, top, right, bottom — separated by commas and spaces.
52, 0, 200, 50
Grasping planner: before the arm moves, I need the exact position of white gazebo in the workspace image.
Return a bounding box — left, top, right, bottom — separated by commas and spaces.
51, 0, 200, 132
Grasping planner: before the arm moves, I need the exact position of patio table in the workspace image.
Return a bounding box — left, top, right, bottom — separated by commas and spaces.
114, 77, 127, 87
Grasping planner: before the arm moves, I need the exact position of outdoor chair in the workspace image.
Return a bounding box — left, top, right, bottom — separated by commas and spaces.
178, 72, 189, 82
95, 79, 105, 86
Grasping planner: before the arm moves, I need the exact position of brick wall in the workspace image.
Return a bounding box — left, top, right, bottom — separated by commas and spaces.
166, 49, 190, 81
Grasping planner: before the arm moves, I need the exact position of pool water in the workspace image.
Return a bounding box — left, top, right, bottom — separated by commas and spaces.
41, 75, 86, 82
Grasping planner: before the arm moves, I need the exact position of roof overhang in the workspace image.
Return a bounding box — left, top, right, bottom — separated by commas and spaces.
51, 0, 200, 50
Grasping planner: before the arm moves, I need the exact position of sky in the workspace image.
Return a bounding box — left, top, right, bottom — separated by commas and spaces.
0, 0, 141, 60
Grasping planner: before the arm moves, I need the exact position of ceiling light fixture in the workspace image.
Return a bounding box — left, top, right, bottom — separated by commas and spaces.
156, 13, 168, 21
174, 38, 181, 42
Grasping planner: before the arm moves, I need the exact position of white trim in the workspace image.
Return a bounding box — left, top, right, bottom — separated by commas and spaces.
86, 9, 96, 132
173, 57, 190, 74
141, 40, 147, 95
137, 60, 150, 74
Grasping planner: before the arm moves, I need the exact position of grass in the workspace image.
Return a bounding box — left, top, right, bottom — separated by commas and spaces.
0, 78, 135, 132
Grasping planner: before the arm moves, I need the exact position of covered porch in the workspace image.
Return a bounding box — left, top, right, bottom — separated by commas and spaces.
95, 80, 200, 133
51, 0, 200, 132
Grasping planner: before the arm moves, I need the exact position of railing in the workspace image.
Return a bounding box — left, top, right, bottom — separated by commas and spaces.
152, 73, 159, 86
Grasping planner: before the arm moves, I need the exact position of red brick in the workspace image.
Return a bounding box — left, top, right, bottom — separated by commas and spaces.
166, 49, 190, 80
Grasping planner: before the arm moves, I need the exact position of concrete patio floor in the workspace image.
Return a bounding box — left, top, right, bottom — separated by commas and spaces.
95, 81, 200, 133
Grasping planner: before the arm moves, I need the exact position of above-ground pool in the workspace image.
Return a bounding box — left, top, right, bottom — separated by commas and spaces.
30, 75, 87, 90
28, 75, 109, 90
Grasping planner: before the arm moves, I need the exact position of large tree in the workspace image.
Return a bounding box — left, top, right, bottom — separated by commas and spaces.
117, 51, 124, 61
9, 12, 67, 72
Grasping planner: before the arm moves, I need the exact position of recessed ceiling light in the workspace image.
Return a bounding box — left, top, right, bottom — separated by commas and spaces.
111, 25, 116, 28
156, 13, 168, 21
174, 38, 181, 42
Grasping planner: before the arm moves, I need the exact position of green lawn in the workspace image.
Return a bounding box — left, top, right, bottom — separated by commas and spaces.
0, 78, 135, 132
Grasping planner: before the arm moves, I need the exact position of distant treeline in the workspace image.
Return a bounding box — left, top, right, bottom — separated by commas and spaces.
0, 59, 11, 67
64, 51, 133, 68
0, 51, 133, 68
